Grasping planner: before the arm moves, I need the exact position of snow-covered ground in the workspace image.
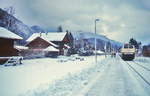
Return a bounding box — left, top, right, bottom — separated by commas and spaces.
0, 55, 105, 96
0, 55, 150, 96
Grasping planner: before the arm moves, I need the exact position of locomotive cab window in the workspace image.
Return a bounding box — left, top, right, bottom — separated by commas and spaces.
124, 44, 128, 48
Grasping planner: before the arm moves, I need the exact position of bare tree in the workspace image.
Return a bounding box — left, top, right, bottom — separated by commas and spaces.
3, 6, 15, 28
57, 25, 63, 32
4, 6, 15, 15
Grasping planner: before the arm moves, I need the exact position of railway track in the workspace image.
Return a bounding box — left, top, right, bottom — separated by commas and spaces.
132, 61, 150, 72
123, 60, 150, 87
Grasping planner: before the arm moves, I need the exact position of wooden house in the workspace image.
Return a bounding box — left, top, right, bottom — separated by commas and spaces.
0, 27, 22, 64
25, 36, 58, 58
46, 32, 74, 54
27, 32, 74, 55
26, 37, 57, 49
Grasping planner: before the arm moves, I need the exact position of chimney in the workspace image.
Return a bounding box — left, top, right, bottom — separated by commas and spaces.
45, 31, 48, 35
39, 32, 42, 37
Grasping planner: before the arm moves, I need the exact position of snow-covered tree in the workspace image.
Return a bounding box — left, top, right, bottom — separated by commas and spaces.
3, 6, 15, 15
129, 38, 141, 49
3, 6, 15, 28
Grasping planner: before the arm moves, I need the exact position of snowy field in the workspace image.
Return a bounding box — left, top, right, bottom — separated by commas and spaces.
0, 55, 150, 96
0, 55, 105, 96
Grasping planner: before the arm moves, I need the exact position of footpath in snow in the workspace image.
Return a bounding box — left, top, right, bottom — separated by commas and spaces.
83, 56, 150, 96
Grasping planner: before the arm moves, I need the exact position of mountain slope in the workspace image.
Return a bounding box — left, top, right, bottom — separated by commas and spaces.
0, 8, 34, 40
72, 31, 122, 50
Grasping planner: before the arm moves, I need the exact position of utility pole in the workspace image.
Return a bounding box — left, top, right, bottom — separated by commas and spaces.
104, 42, 107, 58
94, 19, 100, 63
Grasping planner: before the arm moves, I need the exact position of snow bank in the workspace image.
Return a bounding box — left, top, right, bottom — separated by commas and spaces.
21, 56, 107, 96
0, 55, 104, 96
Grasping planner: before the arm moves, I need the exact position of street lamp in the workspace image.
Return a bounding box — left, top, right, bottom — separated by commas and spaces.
95, 19, 100, 63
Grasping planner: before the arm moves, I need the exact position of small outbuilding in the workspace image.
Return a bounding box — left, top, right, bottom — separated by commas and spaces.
44, 46, 59, 58
0, 27, 23, 64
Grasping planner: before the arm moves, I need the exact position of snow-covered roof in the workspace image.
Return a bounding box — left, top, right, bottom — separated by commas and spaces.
14, 45, 28, 50
64, 44, 70, 49
27, 32, 67, 42
97, 50, 104, 54
26, 36, 58, 47
45, 32, 67, 41
48, 40, 58, 47
26, 33, 40, 42
44, 46, 59, 51
0, 27, 23, 39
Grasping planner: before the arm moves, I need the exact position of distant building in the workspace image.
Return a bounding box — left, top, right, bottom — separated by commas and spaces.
0, 27, 22, 64
142, 45, 150, 57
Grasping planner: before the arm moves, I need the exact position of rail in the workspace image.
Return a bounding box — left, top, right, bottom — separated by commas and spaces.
123, 60, 150, 86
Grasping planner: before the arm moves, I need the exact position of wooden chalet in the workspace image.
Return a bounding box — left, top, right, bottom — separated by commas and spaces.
25, 36, 58, 58
26, 37, 57, 49
0, 27, 22, 64
27, 32, 74, 55
47, 32, 74, 54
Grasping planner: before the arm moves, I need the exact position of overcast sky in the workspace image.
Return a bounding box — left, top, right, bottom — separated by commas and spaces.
1, 0, 150, 44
